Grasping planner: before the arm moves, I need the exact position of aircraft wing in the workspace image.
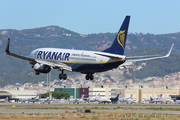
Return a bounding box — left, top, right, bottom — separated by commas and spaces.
5, 38, 35, 62
5, 38, 72, 71
126, 44, 174, 62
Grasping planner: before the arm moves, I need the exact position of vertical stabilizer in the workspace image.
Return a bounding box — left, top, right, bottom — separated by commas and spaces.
81, 94, 84, 99
103, 16, 130, 55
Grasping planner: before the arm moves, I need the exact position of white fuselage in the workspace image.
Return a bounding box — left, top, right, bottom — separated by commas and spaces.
29, 48, 125, 73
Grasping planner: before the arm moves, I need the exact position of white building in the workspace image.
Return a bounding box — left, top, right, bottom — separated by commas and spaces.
0, 90, 37, 100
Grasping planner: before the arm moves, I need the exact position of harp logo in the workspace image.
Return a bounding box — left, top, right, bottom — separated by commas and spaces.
117, 30, 126, 49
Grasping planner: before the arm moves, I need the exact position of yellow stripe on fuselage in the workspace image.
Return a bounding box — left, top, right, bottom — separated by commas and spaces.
34, 68, 44, 70
49, 59, 125, 65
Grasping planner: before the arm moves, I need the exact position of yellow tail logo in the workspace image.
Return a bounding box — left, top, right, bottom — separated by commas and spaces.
117, 30, 126, 49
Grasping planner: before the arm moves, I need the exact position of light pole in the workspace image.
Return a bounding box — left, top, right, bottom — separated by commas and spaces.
49, 70, 51, 97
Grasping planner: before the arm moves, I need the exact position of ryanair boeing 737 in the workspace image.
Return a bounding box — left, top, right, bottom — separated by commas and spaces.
5, 16, 174, 80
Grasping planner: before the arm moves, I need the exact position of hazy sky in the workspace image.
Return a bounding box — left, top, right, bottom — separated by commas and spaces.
0, 0, 180, 35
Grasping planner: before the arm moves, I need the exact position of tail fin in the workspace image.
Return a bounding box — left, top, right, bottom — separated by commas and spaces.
103, 16, 130, 55
50, 93, 52, 99
116, 94, 119, 99
159, 94, 163, 98
34, 94, 39, 99
128, 94, 133, 99
81, 94, 84, 99
150, 96, 153, 101
130, 94, 133, 98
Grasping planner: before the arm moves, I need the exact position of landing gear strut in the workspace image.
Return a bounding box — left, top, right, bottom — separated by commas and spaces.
85, 74, 94, 80
59, 70, 67, 80
36, 72, 40, 75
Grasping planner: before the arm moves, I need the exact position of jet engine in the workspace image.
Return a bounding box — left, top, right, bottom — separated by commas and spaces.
33, 63, 51, 73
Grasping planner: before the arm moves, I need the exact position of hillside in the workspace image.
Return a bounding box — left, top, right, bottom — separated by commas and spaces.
0, 26, 180, 86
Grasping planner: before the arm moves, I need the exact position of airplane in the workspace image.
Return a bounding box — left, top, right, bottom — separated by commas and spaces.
95, 93, 111, 104
145, 94, 163, 104
110, 94, 119, 104
30, 94, 40, 103
125, 94, 137, 104
19, 94, 40, 103
87, 93, 100, 103
119, 94, 133, 103
5, 16, 174, 80
97, 97, 111, 104
68, 94, 84, 104
39, 93, 52, 104
152, 94, 163, 104
119, 96, 127, 103
159, 98, 174, 104
154, 94, 174, 104
126, 99, 138, 104
175, 100, 180, 104
144, 97, 152, 103
139, 100, 145, 104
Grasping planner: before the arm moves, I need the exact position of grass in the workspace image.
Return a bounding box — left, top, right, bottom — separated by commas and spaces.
1, 105, 179, 111
0, 112, 180, 120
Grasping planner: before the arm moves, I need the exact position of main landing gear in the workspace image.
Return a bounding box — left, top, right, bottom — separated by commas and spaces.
59, 70, 67, 80
36, 72, 40, 75
85, 74, 94, 80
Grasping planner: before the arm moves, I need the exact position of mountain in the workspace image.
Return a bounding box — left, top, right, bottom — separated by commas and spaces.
0, 26, 180, 86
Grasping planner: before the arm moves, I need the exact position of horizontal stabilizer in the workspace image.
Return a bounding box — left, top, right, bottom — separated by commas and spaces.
94, 52, 126, 59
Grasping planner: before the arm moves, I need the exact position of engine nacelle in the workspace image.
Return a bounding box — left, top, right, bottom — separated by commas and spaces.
33, 63, 51, 73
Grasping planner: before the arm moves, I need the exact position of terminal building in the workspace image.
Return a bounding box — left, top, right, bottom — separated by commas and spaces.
0, 90, 37, 101
54, 87, 89, 99
0, 85, 179, 102
56, 85, 179, 102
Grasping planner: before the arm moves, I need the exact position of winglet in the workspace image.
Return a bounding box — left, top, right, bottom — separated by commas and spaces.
5, 38, 10, 53
165, 43, 174, 57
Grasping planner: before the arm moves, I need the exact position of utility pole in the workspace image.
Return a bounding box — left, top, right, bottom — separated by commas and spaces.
49, 70, 51, 97
47, 72, 48, 88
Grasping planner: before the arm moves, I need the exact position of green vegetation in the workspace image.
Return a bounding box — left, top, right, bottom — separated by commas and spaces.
40, 91, 70, 99
124, 49, 180, 79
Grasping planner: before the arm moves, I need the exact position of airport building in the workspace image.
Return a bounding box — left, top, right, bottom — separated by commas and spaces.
0, 90, 37, 101
0, 85, 179, 103
114, 86, 140, 102
139, 86, 179, 102
89, 85, 111, 98
54, 85, 180, 102
54, 88, 89, 99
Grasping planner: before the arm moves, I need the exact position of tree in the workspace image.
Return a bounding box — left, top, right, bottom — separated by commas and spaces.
40, 91, 70, 99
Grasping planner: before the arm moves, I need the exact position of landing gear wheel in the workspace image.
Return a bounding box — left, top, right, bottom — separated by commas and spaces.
89, 74, 94, 80
59, 74, 63, 79
59, 70, 67, 80
86, 74, 89, 80
63, 74, 67, 80
85, 74, 94, 80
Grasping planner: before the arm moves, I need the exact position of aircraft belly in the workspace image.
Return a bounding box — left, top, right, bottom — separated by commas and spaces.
72, 61, 125, 73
